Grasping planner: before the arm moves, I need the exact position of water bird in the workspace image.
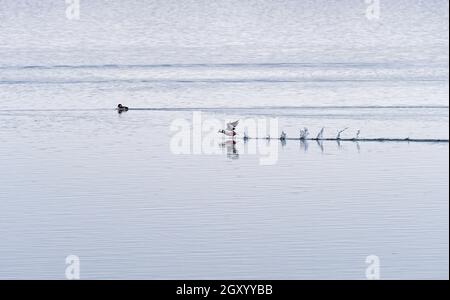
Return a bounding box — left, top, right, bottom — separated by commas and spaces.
218, 120, 239, 137
280, 131, 287, 140
226, 120, 239, 131
117, 104, 129, 113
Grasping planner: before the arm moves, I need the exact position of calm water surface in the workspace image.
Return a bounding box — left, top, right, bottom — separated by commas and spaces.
0, 0, 448, 279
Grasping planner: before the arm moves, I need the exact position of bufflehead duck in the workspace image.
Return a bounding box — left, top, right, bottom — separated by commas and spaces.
218, 120, 239, 137
218, 129, 237, 137
117, 104, 129, 113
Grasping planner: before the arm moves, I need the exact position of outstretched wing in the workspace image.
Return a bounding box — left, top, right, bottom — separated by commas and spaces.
226, 120, 239, 130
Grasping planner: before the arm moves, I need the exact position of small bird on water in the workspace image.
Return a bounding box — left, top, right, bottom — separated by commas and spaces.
117, 104, 129, 113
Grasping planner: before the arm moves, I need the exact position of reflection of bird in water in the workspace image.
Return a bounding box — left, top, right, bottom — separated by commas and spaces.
219, 140, 239, 160
316, 140, 324, 152
218, 120, 239, 137
300, 139, 309, 152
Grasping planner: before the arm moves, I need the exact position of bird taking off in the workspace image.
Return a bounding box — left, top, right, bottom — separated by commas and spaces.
219, 120, 239, 137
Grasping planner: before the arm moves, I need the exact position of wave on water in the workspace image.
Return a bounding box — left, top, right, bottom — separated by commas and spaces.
0, 78, 448, 86
1, 61, 447, 86
0, 62, 448, 70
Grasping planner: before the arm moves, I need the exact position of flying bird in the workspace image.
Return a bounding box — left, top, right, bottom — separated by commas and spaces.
218, 120, 239, 137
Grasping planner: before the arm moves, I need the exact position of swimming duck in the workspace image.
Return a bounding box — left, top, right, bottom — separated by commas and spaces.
117, 104, 129, 113
280, 131, 287, 140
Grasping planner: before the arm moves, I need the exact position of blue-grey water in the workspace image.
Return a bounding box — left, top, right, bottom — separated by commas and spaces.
0, 0, 448, 279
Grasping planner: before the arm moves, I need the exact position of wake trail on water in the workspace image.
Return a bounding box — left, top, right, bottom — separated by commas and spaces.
0, 105, 448, 112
